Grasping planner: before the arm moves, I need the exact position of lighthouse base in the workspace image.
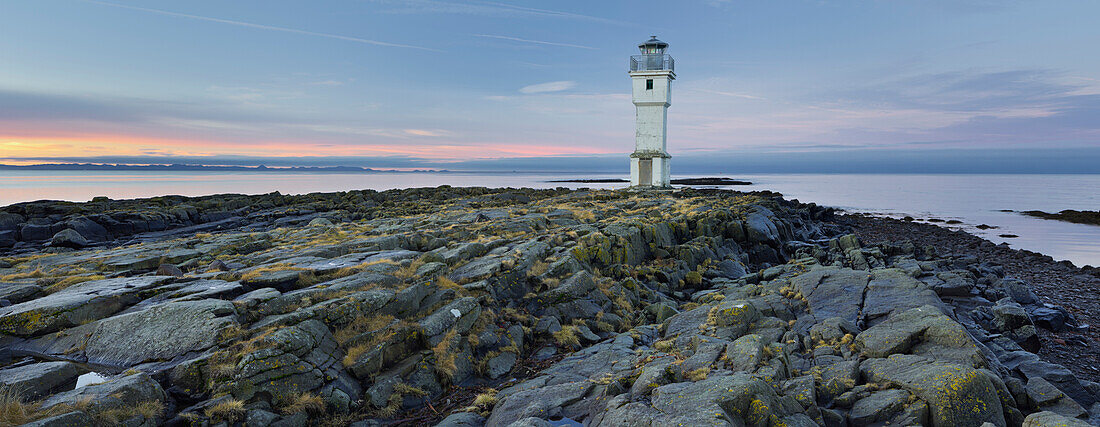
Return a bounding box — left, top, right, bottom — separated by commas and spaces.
629, 152, 671, 189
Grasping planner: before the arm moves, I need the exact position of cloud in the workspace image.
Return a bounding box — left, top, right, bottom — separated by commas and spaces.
371, 0, 629, 25
519, 81, 577, 94
473, 34, 597, 50
79, 0, 438, 51
403, 129, 449, 137
686, 88, 767, 100
307, 80, 345, 87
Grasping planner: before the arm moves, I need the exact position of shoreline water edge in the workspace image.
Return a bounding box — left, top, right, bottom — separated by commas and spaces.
1, 187, 1098, 426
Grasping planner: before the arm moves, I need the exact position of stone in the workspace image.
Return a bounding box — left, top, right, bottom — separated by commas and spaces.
837, 234, 861, 251
630, 357, 676, 399
791, 267, 868, 326
542, 271, 597, 303
534, 316, 561, 335
705, 299, 761, 337
419, 297, 481, 345
487, 352, 518, 379
449, 257, 502, 284
50, 228, 88, 248
157, 263, 185, 277
507, 418, 551, 427
644, 302, 679, 323
0, 361, 85, 399
307, 217, 334, 227
208, 259, 231, 271
83, 299, 238, 368
862, 268, 944, 324
1021, 411, 1091, 427
999, 278, 1039, 305
21, 223, 54, 241
849, 389, 910, 425
1027, 377, 1087, 419
1031, 305, 1076, 332
246, 409, 281, 426
435, 242, 489, 264
0, 276, 173, 336
992, 298, 1032, 331
745, 207, 781, 244
679, 340, 724, 374
0, 283, 43, 304
41, 372, 168, 414
63, 217, 108, 242
436, 411, 486, 427
861, 354, 1005, 427
934, 271, 975, 297
809, 316, 859, 343
814, 358, 860, 401
485, 381, 593, 427
854, 305, 983, 367
415, 261, 448, 278
102, 252, 162, 271
650, 373, 797, 425
234, 320, 349, 400
0, 212, 24, 231
714, 259, 747, 279
20, 411, 95, 427
241, 269, 302, 290
725, 334, 766, 372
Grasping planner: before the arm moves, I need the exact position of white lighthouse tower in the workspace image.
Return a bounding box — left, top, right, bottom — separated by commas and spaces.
629, 36, 675, 188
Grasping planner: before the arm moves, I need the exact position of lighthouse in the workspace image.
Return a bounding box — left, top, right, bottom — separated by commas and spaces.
629, 36, 675, 188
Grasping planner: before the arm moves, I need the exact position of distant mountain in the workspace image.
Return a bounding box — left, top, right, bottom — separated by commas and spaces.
0, 163, 446, 173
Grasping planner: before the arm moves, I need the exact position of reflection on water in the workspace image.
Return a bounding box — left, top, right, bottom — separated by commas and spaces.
0, 171, 1096, 267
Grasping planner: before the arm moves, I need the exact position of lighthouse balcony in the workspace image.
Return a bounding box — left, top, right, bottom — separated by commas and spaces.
630, 54, 674, 72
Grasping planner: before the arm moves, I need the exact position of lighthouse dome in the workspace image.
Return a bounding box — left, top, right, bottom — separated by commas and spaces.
638, 36, 668, 54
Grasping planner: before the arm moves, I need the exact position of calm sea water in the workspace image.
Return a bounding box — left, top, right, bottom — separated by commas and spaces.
1, 170, 1097, 267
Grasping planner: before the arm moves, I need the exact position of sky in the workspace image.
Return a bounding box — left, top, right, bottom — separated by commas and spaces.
1, 0, 1099, 173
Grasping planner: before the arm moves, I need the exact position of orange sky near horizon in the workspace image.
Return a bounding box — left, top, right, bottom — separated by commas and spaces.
0, 133, 620, 164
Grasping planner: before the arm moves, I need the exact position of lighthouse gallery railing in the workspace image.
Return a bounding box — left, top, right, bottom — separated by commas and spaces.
630, 54, 675, 72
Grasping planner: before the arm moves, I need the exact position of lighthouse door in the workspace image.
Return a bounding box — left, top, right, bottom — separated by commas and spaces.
638, 159, 653, 186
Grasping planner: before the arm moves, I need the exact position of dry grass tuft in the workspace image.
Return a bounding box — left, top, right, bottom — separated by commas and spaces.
435, 276, 462, 291
204, 399, 246, 423
685, 367, 710, 382
653, 339, 675, 353
46, 274, 106, 293
375, 393, 402, 418
334, 314, 395, 346
393, 383, 427, 397
433, 329, 459, 381
94, 400, 164, 425
394, 259, 425, 280
238, 263, 308, 282
526, 260, 549, 277
553, 325, 580, 349
472, 388, 498, 409
279, 392, 325, 416
0, 267, 46, 281
0, 386, 52, 425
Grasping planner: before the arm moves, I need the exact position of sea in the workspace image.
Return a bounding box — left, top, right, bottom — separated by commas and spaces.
1, 170, 1097, 268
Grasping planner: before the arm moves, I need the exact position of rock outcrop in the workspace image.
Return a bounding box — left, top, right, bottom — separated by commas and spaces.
1, 187, 1096, 426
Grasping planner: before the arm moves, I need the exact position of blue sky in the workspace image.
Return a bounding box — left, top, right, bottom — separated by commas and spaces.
1, 0, 1098, 172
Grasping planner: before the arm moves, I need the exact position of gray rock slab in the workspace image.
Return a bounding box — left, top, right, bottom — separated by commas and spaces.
0, 361, 84, 399
0, 276, 173, 336
83, 299, 238, 367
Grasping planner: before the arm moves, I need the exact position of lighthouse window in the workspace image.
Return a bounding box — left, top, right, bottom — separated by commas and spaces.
646, 79, 653, 90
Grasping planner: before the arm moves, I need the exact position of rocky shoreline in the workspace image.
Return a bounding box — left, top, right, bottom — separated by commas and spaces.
1, 187, 1098, 426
